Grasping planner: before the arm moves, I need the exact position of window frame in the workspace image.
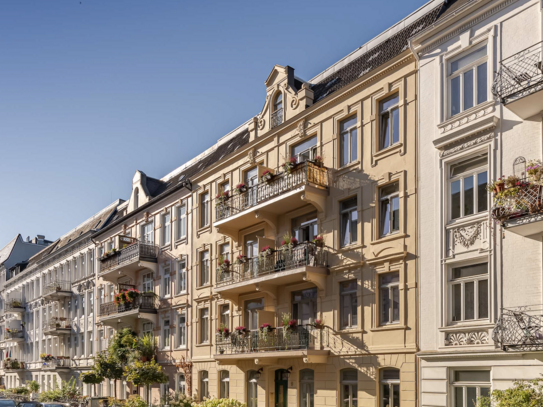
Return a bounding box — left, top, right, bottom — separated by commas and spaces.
339, 115, 358, 167
340, 280, 358, 329
379, 182, 400, 237
178, 310, 187, 348
448, 154, 488, 221
451, 370, 491, 407
449, 262, 489, 324
200, 250, 210, 287
177, 204, 187, 240
299, 369, 314, 407
378, 93, 400, 151
163, 319, 170, 350
379, 272, 400, 326
340, 197, 358, 248
380, 369, 400, 407
141, 221, 154, 244
200, 192, 210, 228
219, 370, 230, 399
177, 258, 187, 294
163, 264, 171, 298
291, 136, 318, 164
199, 371, 209, 400
199, 308, 209, 344
142, 272, 153, 293
162, 211, 171, 246
340, 369, 358, 407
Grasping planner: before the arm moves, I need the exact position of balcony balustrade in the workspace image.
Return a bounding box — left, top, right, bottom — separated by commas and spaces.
42, 358, 72, 370
43, 280, 72, 300
270, 108, 283, 128
492, 41, 543, 119
2, 359, 26, 370
4, 331, 24, 342
493, 306, 543, 352
98, 293, 158, 326
43, 317, 72, 336
99, 240, 158, 282
5, 298, 25, 314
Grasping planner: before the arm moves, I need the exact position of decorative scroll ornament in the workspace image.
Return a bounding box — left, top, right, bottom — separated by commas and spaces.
291, 95, 300, 109
453, 223, 482, 248
258, 117, 265, 130
445, 331, 489, 346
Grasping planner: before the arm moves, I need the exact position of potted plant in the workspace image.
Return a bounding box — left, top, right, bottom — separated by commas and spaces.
235, 326, 248, 336
505, 175, 520, 188
260, 170, 273, 183
217, 324, 230, 340
219, 347, 225, 354
527, 159, 543, 183
281, 233, 298, 251
215, 190, 230, 206
313, 319, 325, 330
283, 156, 298, 174
260, 246, 273, 258
313, 235, 324, 247
236, 254, 248, 264
260, 323, 272, 333
235, 183, 248, 194
218, 256, 231, 273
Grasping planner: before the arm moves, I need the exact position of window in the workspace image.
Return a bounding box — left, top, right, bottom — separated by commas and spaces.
177, 373, 186, 395
379, 94, 400, 150
199, 371, 209, 400
300, 369, 314, 407
450, 155, 488, 220
292, 211, 318, 243
452, 371, 490, 407
219, 371, 229, 399
142, 222, 154, 244
247, 371, 258, 407
177, 205, 187, 239
451, 263, 488, 322
292, 137, 317, 163
219, 243, 230, 261
162, 212, 171, 246
380, 273, 400, 325
178, 311, 187, 348
380, 183, 400, 237
200, 308, 209, 343
178, 259, 187, 294
160, 383, 169, 399
340, 280, 358, 329
292, 288, 317, 325
449, 46, 488, 117
272, 93, 283, 128
134, 188, 139, 209
163, 319, 170, 349
143, 273, 153, 293
340, 116, 358, 167
200, 193, 209, 228
244, 298, 264, 330
273, 92, 283, 112
341, 369, 358, 407
220, 304, 230, 329
380, 369, 400, 407
163, 264, 171, 298
340, 198, 358, 247
200, 251, 210, 286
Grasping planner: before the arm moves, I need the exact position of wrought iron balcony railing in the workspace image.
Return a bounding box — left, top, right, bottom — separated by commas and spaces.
270, 108, 283, 128
216, 325, 327, 355
216, 162, 328, 222
217, 242, 327, 287
5, 331, 24, 340
99, 241, 159, 274
492, 41, 543, 103
43, 280, 71, 296
491, 179, 542, 224
99, 293, 158, 317
43, 317, 72, 331
493, 306, 543, 351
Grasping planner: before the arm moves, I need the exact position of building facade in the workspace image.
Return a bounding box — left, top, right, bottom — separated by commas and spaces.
412, 0, 543, 405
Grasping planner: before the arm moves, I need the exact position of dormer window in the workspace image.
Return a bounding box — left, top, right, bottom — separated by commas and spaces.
134, 188, 139, 210
271, 93, 283, 128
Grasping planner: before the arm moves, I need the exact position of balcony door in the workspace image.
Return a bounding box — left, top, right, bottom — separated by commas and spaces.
292, 288, 317, 326
292, 212, 318, 243
244, 230, 263, 278
275, 369, 289, 407
244, 298, 264, 331
245, 167, 259, 207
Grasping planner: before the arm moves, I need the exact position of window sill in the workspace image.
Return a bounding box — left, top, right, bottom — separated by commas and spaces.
336, 161, 360, 175
371, 232, 406, 245
446, 212, 489, 228
175, 346, 187, 351
175, 292, 188, 297
373, 142, 403, 159
175, 237, 188, 247
336, 327, 361, 334
196, 342, 212, 348
197, 225, 211, 235
161, 244, 172, 252
370, 324, 406, 332
337, 243, 363, 254
196, 284, 212, 290
439, 321, 493, 332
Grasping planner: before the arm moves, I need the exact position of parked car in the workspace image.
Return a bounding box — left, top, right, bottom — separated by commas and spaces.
0, 401, 17, 407
18, 402, 42, 407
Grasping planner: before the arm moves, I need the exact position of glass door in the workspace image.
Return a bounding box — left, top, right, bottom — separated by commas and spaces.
245, 167, 259, 208
275, 369, 289, 407
244, 230, 263, 278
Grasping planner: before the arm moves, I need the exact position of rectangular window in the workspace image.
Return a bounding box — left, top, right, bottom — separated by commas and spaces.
292, 136, 317, 163
450, 155, 488, 220
200, 193, 210, 227
340, 280, 358, 329
200, 251, 210, 286
162, 212, 171, 246
143, 323, 153, 336
380, 183, 400, 237
178, 259, 187, 294
340, 116, 357, 167
178, 205, 187, 239
200, 308, 209, 343
379, 273, 400, 325
340, 197, 358, 247
219, 243, 230, 261
453, 371, 491, 407
379, 94, 400, 150
143, 273, 153, 293
142, 222, 154, 244
220, 304, 230, 329
163, 319, 170, 349
178, 311, 187, 348
451, 263, 488, 323
449, 46, 488, 117
163, 271, 171, 298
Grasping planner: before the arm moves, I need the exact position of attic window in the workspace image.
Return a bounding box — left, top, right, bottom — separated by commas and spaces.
271, 92, 284, 128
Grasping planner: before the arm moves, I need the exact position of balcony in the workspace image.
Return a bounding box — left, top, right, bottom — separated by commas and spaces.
216, 243, 328, 300
215, 162, 328, 237
43, 317, 72, 336
99, 240, 159, 282
98, 293, 158, 326
490, 179, 543, 237
270, 108, 283, 128
2, 360, 27, 371
42, 358, 72, 372
492, 42, 543, 119
214, 325, 329, 364
493, 306, 543, 352
43, 280, 72, 300
5, 299, 25, 314
4, 331, 24, 343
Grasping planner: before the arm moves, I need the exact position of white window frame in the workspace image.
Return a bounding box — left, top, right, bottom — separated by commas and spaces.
177, 373, 186, 395
379, 183, 400, 237
339, 116, 358, 167
162, 211, 171, 246
378, 94, 400, 150
163, 319, 170, 350
379, 272, 400, 325
200, 192, 210, 228
340, 280, 358, 329
177, 205, 187, 240
143, 272, 153, 293
448, 155, 488, 221
163, 273, 171, 298
141, 221, 154, 244
177, 259, 187, 294
143, 322, 153, 336
451, 370, 491, 407
449, 262, 489, 324
340, 197, 358, 248
220, 304, 230, 329
341, 369, 358, 407
291, 136, 318, 163
380, 369, 400, 407
200, 251, 210, 287
178, 311, 187, 348
200, 308, 209, 344
219, 370, 230, 399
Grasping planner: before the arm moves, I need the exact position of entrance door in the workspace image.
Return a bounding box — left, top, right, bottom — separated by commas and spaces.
275, 369, 289, 407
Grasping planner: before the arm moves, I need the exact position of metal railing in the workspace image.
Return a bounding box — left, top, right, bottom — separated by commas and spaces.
217, 242, 327, 287
99, 242, 159, 274
493, 306, 543, 351
5, 298, 25, 311
5, 331, 24, 340
42, 358, 72, 369
99, 293, 158, 317
216, 325, 327, 355
492, 41, 543, 103
491, 179, 542, 224
270, 108, 283, 128
43, 280, 71, 296
118, 283, 136, 291
216, 162, 328, 221
43, 317, 72, 331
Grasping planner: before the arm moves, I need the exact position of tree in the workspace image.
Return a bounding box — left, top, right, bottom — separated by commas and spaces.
95, 351, 124, 398
26, 380, 40, 394
125, 359, 168, 406
477, 379, 543, 407
109, 328, 137, 364
80, 371, 104, 396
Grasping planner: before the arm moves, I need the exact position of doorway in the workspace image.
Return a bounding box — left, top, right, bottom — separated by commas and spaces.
274, 369, 289, 407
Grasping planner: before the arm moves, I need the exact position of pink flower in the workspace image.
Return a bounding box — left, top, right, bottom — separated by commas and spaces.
261, 246, 271, 252
290, 237, 298, 245
289, 156, 297, 164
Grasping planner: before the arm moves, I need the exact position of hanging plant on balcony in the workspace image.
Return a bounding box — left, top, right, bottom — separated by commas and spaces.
259, 246, 273, 258
313, 235, 324, 248
218, 256, 231, 273
217, 324, 230, 339
10, 300, 22, 308
281, 233, 298, 252
6, 328, 18, 334
235, 254, 248, 264
259, 323, 273, 334
312, 155, 324, 167
282, 156, 298, 174
528, 159, 543, 184
260, 170, 273, 183
505, 175, 521, 188
234, 326, 248, 336
215, 191, 230, 206
234, 183, 248, 194
312, 319, 325, 330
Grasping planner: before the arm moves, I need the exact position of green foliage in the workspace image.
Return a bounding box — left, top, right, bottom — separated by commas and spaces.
26, 380, 40, 393
11, 386, 30, 395
38, 378, 82, 402
80, 371, 104, 385
109, 328, 138, 364
476, 379, 543, 407
133, 333, 157, 361
107, 398, 126, 407
192, 398, 246, 407
96, 351, 125, 381
165, 392, 194, 407
124, 395, 148, 407
125, 359, 168, 387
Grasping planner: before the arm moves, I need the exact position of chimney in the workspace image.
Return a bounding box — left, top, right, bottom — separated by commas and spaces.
286, 66, 295, 89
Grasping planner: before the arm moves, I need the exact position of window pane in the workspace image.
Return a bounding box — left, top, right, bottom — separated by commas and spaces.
451, 76, 461, 116
467, 387, 477, 407
477, 62, 488, 105
380, 287, 390, 323
455, 371, 490, 382
341, 212, 351, 247
478, 171, 488, 212
350, 208, 358, 243
451, 180, 461, 219
392, 108, 400, 145
451, 156, 487, 177
381, 273, 400, 285
341, 132, 349, 167
392, 196, 400, 232
478, 279, 489, 319
380, 111, 390, 149
451, 47, 487, 74
340, 116, 357, 132
463, 69, 474, 110
465, 282, 475, 320
392, 287, 400, 322
381, 94, 399, 111
464, 175, 474, 216
381, 199, 391, 236
454, 387, 464, 407
480, 387, 490, 398
351, 128, 358, 162
292, 137, 317, 156
453, 263, 487, 279
392, 384, 400, 407
453, 284, 462, 322
382, 384, 391, 407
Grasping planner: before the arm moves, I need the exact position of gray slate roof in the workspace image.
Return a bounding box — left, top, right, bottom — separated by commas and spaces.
0, 235, 19, 266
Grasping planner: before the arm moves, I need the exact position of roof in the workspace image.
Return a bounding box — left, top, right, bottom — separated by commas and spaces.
0, 235, 19, 266
436, 0, 474, 22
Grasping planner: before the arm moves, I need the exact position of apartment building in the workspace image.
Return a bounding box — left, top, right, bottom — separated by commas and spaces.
411, 0, 543, 405
0, 201, 120, 394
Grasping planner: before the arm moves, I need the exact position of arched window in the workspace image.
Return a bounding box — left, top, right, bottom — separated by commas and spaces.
271, 92, 283, 128
133, 187, 139, 210
273, 93, 283, 112
220, 370, 230, 399
299, 369, 314, 407
341, 369, 358, 407
247, 370, 258, 407
380, 369, 400, 407
177, 373, 186, 395
199, 371, 208, 400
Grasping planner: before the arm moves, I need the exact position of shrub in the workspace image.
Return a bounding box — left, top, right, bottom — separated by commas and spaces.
193, 398, 246, 407
477, 378, 543, 407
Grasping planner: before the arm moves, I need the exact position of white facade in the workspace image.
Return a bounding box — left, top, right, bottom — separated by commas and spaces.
413, 0, 543, 405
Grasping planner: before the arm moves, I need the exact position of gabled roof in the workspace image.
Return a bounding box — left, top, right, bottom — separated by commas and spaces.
0, 235, 19, 266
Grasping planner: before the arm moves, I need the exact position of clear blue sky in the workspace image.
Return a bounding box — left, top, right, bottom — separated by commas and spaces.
0, 0, 429, 245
